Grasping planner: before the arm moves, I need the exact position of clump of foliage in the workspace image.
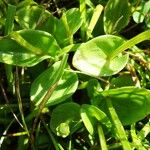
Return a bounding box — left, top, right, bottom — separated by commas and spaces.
0, 0, 150, 149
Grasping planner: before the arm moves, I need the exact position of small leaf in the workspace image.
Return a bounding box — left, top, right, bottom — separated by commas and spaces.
87, 79, 102, 98
81, 104, 112, 135
133, 11, 145, 23
30, 61, 78, 106
73, 35, 128, 77
50, 102, 81, 138
132, 1, 150, 25
98, 87, 150, 125
104, 0, 131, 34
63, 8, 82, 35
16, 4, 49, 29
110, 74, 134, 88
37, 13, 69, 47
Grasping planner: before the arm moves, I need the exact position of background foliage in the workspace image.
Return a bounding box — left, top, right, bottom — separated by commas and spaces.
0, 0, 150, 149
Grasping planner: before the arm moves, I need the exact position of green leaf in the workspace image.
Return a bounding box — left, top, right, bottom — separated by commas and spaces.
110, 74, 134, 88
37, 13, 69, 47
30, 61, 78, 107
50, 102, 81, 138
62, 8, 82, 35
133, 11, 145, 24
73, 35, 128, 77
104, 0, 131, 34
38, 8, 82, 47
132, 1, 150, 26
81, 104, 112, 135
143, 1, 150, 28
16, 4, 49, 29
87, 79, 102, 98
98, 87, 150, 125
0, 29, 60, 66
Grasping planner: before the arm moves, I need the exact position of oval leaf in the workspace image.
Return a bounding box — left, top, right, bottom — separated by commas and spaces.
0, 29, 60, 66
16, 4, 50, 29
81, 104, 112, 135
50, 102, 81, 138
104, 0, 131, 34
63, 8, 82, 35
30, 61, 78, 106
73, 35, 128, 77
98, 87, 150, 125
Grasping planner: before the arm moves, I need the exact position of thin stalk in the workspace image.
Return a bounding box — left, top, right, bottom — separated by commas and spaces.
61, 12, 73, 44
0, 81, 23, 128
79, 0, 87, 41
106, 98, 132, 150
31, 54, 68, 144
15, 67, 30, 137
137, 120, 150, 140
87, 4, 103, 38
110, 29, 150, 59
0, 118, 15, 148
4, 4, 16, 93
97, 124, 108, 150
42, 119, 62, 150
2, 131, 28, 137
131, 124, 146, 150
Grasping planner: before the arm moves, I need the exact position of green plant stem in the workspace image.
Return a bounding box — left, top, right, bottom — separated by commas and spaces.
131, 124, 146, 150
80, 0, 87, 41
97, 124, 108, 150
15, 67, 30, 137
111, 29, 150, 58
87, 4, 103, 38
31, 54, 68, 144
106, 98, 132, 150
0, 81, 23, 128
42, 119, 62, 150
137, 120, 150, 140
61, 12, 73, 44
4, 4, 16, 35
4, 4, 16, 92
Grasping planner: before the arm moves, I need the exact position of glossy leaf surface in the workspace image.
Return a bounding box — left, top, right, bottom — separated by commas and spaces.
73, 35, 128, 77
30, 61, 78, 106
81, 104, 112, 135
98, 87, 150, 125
0, 29, 60, 66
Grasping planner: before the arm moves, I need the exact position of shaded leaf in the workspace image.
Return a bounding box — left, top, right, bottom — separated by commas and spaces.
110, 74, 134, 88
104, 0, 131, 34
50, 102, 81, 138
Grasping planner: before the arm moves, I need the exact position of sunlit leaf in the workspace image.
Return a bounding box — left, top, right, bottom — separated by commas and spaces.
16, 4, 49, 29
30, 61, 78, 106
97, 87, 150, 125
81, 104, 112, 135
73, 35, 128, 77
0, 29, 60, 66
63, 8, 82, 35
